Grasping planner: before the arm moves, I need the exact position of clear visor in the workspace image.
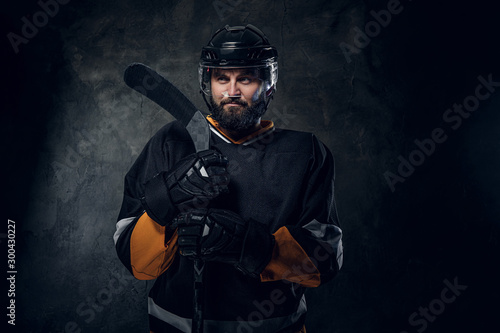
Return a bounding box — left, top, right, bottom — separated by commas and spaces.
198, 62, 278, 101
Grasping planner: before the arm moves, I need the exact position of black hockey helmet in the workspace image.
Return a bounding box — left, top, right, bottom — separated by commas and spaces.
199, 24, 278, 101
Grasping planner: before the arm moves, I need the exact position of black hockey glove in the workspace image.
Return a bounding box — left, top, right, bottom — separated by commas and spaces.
172, 209, 208, 257
173, 209, 275, 278
141, 150, 229, 226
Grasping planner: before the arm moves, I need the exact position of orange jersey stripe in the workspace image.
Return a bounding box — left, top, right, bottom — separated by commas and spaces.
260, 226, 321, 288
130, 212, 178, 280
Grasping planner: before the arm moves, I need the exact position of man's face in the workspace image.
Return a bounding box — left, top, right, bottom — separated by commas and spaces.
211, 68, 261, 106
209, 68, 267, 131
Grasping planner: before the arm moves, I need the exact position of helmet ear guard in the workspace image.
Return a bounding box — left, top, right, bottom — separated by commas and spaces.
198, 24, 278, 110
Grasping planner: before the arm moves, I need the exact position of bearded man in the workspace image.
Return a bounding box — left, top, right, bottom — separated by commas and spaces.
114, 24, 343, 333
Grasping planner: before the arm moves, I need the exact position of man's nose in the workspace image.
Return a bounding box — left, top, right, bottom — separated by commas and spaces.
227, 80, 241, 97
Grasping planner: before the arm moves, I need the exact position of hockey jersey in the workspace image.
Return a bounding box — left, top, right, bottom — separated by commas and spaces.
114, 118, 343, 333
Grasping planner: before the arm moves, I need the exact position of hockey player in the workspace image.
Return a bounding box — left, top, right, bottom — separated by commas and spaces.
114, 24, 343, 333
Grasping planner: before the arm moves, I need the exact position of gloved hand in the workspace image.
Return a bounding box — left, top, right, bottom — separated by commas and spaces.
172, 209, 208, 257
172, 209, 275, 278
141, 150, 229, 226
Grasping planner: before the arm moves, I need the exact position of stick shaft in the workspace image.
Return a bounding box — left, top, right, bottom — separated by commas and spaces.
193, 259, 205, 333
124, 63, 209, 332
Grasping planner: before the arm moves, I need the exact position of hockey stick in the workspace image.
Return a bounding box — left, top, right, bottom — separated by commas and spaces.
124, 63, 208, 333
124, 62, 210, 152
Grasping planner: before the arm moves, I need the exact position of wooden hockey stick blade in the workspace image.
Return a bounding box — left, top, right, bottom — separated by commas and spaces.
124, 63, 209, 151
124, 63, 198, 127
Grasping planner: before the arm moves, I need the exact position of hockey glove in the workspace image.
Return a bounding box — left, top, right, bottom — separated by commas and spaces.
141, 150, 229, 226
173, 209, 275, 278
172, 209, 208, 257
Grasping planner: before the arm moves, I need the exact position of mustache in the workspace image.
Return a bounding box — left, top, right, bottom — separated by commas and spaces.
220, 98, 249, 107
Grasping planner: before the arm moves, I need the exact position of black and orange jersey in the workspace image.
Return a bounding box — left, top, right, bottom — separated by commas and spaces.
114, 118, 343, 333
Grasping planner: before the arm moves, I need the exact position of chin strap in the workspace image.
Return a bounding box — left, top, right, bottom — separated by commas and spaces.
264, 86, 275, 110
201, 90, 213, 114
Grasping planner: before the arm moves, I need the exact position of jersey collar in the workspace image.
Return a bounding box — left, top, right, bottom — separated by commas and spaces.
206, 115, 275, 145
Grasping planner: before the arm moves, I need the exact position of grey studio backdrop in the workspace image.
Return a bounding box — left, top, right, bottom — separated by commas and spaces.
3, 0, 500, 332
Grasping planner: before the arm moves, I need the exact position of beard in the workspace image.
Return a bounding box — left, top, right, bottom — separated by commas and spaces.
209, 97, 267, 131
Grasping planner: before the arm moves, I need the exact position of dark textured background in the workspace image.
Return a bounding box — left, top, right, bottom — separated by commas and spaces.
2, 0, 500, 332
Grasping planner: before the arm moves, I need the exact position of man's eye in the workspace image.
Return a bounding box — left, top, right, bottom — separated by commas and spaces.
217, 77, 229, 83
239, 77, 252, 84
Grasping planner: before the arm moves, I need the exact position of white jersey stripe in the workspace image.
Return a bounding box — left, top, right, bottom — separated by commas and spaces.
113, 217, 136, 245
